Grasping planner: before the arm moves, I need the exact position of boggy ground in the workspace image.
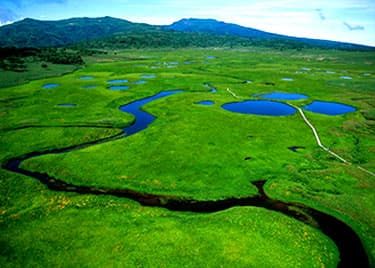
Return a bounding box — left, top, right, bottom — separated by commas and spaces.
1, 48, 374, 267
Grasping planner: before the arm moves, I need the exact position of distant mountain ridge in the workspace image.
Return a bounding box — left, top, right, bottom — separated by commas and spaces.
0, 16, 155, 47
166, 18, 373, 50
0, 16, 373, 50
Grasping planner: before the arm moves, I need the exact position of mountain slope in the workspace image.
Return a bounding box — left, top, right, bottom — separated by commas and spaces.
0, 17, 155, 47
165, 18, 282, 39
166, 18, 374, 50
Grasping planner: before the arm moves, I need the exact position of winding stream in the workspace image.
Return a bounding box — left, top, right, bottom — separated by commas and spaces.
3, 90, 369, 267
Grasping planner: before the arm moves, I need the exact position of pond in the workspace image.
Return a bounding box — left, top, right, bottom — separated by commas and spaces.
340, 76, 352, 80
288, 146, 305, 152
119, 90, 183, 136
303, 101, 356, 115
222, 100, 296, 116
260, 92, 308, 101
42, 84, 60, 89
82, 85, 97, 89
206, 56, 216, 59
133, 80, 147, 85
281, 78, 294, 81
204, 83, 217, 93
79, 76, 94, 80
141, 74, 156, 79
195, 100, 215, 105
108, 79, 129, 84
57, 104, 77, 107
109, 86, 130, 90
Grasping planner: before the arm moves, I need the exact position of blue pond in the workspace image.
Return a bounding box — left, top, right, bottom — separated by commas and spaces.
340, 76, 352, 80
206, 56, 216, 59
281, 78, 294, 81
303, 101, 356, 116
204, 83, 217, 93
108, 79, 129, 84
42, 84, 60, 89
80, 76, 94, 80
222, 100, 296, 116
196, 100, 215, 105
120, 90, 182, 136
133, 80, 147, 85
57, 103, 76, 107
82, 85, 97, 89
141, 74, 156, 79
260, 92, 308, 101
109, 86, 130, 90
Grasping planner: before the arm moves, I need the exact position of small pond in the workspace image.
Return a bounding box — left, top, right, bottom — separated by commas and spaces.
133, 80, 147, 85
204, 83, 217, 93
303, 101, 356, 115
260, 92, 308, 101
300, 68, 312, 71
141, 74, 156, 79
108, 79, 128, 84
57, 104, 76, 107
109, 86, 130, 90
82, 85, 97, 89
288, 146, 305, 152
42, 84, 60, 89
281, 78, 294, 81
206, 56, 216, 59
325, 71, 336, 74
195, 100, 215, 105
340, 76, 352, 80
79, 76, 94, 80
222, 100, 296, 116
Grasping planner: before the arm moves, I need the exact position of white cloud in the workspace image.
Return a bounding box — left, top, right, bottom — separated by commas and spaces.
0, 20, 16, 27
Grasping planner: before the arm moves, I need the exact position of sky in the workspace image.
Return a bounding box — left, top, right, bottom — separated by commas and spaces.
1, 0, 374, 46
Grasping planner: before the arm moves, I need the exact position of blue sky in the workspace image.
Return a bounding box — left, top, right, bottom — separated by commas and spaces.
1, 0, 374, 46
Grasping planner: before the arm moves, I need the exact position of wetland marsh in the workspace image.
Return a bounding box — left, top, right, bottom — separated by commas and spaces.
1, 48, 374, 268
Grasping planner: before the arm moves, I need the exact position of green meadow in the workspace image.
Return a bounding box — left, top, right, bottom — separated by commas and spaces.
1, 48, 374, 267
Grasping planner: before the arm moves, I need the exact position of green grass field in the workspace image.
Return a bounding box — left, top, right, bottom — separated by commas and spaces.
1, 48, 374, 267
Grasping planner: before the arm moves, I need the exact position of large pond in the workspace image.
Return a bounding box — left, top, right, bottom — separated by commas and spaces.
303, 101, 356, 115
260, 92, 308, 101
222, 100, 296, 116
